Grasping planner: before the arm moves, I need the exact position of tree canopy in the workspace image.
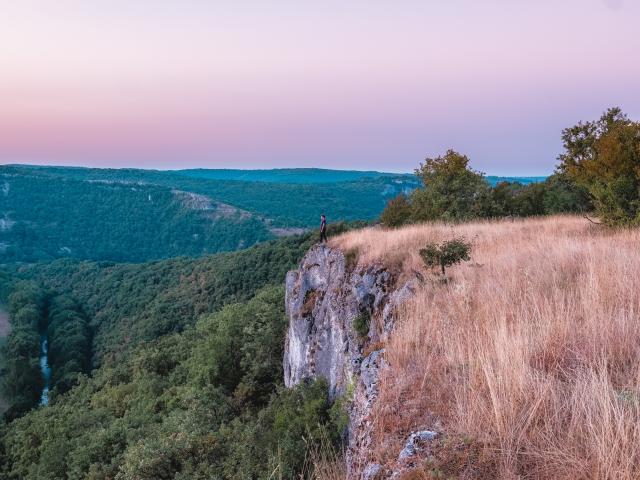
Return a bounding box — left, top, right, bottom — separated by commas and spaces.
558, 107, 640, 225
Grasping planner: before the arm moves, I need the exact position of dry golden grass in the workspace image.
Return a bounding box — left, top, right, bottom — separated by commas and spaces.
332, 216, 640, 479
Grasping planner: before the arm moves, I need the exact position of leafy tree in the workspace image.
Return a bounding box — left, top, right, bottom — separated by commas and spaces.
558, 107, 640, 225
420, 238, 472, 275
380, 193, 413, 227
411, 150, 490, 221
541, 172, 592, 214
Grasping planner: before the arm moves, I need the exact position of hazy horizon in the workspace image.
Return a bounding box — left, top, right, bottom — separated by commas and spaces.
1, 1, 639, 175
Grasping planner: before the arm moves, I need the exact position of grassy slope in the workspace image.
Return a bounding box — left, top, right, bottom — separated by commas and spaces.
333, 216, 640, 479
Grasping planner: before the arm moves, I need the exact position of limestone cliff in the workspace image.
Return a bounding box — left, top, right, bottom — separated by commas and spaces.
283, 244, 417, 478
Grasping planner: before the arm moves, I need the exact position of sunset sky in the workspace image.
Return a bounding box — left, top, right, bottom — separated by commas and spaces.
1, 0, 639, 174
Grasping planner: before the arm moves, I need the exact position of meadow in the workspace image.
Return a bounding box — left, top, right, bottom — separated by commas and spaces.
333, 216, 640, 479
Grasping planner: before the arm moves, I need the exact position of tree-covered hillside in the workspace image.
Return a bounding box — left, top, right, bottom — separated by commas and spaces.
174, 167, 408, 183
0, 229, 349, 478
0, 171, 272, 263
5, 230, 326, 367
3, 165, 419, 228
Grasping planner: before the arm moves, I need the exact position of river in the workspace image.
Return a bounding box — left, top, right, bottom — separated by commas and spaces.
39, 333, 51, 406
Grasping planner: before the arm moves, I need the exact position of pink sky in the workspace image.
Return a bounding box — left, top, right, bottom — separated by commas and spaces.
1, 0, 639, 174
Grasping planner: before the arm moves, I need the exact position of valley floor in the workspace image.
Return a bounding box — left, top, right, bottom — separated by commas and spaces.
333, 216, 640, 479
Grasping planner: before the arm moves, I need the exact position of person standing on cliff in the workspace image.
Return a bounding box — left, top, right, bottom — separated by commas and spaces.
320, 214, 327, 243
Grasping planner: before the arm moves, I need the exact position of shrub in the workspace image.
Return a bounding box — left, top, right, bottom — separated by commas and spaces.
380, 193, 412, 227
344, 248, 359, 269
419, 238, 471, 275
353, 311, 371, 339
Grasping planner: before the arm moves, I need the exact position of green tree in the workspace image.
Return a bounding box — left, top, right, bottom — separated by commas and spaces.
419, 238, 471, 275
380, 193, 412, 227
558, 107, 640, 225
542, 172, 591, 214
411, 150, 490, 221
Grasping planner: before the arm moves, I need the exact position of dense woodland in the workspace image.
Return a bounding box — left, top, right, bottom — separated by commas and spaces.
2, 165, 420, 232
0, 227, 353, 478
0, 173, 272, 263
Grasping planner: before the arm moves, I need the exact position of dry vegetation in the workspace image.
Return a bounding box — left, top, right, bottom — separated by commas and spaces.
331, 216, 640, 479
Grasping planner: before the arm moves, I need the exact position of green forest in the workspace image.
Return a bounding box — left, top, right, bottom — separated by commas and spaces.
0, 165, 548, 265
2, 165, 420, 231
0, 172, 272, 263
0, 227, 352, 478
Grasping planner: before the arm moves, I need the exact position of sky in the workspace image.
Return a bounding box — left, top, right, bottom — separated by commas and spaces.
0, 0, 639, 175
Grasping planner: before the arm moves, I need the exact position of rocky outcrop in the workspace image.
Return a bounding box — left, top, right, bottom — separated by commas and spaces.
283, 244, 417, 478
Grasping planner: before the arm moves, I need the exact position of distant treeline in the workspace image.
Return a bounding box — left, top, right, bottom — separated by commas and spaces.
2, 164, 419, 229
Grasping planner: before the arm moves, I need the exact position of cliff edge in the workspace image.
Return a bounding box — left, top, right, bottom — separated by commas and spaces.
283, 244, 417, 478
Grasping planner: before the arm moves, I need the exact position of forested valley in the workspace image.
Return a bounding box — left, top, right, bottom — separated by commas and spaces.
0, 227, 353, 478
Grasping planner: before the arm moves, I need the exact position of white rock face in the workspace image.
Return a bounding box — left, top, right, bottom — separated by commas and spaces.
283, 244, 417, 478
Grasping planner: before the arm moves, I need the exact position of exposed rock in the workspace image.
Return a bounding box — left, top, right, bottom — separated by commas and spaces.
283, 244, 417, 478
362, 463, 382, 480
398, 430, 438, 460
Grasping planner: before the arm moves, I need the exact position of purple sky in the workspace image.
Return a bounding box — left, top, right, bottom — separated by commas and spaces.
1, 0, 639, 175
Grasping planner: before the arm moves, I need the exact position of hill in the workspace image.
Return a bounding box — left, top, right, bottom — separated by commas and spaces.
0, 171, 272, 263
173, 167, 408, 184
0, 165, 421, 262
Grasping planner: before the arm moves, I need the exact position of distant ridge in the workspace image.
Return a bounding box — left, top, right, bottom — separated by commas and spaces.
5, 164, 547, 187
174, 168, 545, 186
173, 168, 410, 184
485, 175, 546, 186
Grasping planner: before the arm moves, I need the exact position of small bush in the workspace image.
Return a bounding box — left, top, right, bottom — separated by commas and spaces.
353, 311, 371, 339
419, 238, 471, 275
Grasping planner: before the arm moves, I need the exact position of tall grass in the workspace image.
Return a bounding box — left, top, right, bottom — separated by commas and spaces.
332, 216, 640, 479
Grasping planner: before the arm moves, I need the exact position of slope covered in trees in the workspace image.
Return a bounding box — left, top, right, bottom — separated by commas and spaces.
2, 165, 420, 231
4, 229, 331, 367
0, 171, 272, 263
1, 286, 341, 479
0, 228, 353, 478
